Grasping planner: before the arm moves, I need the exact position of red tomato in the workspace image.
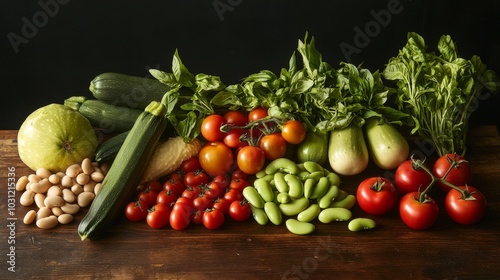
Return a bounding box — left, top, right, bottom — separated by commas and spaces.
204, 181, 224, 199
143, 181, 163, 193
191, 209, 204, 225
445, 186, 487, 225
248, 106, 268, 122
281, 120, 306, 144
163, 178, 185, 196
399, 192, 439, 230
183, 170, 210, 187
137, 189, 158, 208
229, 178, 250, 193
231, 168, 249, 180
237, 146, 266, 175
125, 200, 149, 222
198, 142, 235, 177
192, 194, 212, 210
223, 128, 246, 149
170, 202, 193, 230
356, 177, 399, 215
181, 186, 202, 201
395, 159, 433, 194
223, 188, 244, 204
259, 133, 288, 160
146, 204, 171, 229
202, 208, 225, 230
168, 172, 183, 183
229, 200, 251, 222
224, 110, 248, 126
156, 190, 178, 207
180, 157, 201, 174
201, 114, 227, 142
213, 198, 231, 215
432, 153, 472, 192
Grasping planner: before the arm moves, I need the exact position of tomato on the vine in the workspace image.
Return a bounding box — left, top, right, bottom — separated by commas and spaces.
259, 133, 287, 160
224, 110, 248, 126
223, 128, 246, 149
125, 200, 149, 222
248, 106, 268, 122
202, 208, 225, 230
146, 204, 171, 229
201, 114, 227, 142
356, 177, 399, 215
180, 157, 201, 174
432, 153, 472, 192
281, 120, 306, 144
237, 145, 266, 175
198, 142, 235, 177
399, 192, 439, 230
445, 186, 487, 225
229, 200, 251, 222
395, 159, 433, 194
183, 170, 210, 187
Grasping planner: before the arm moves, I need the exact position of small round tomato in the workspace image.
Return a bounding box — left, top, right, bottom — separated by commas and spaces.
445, 186, 487, 225
201, 114, 227, 142
212, 174, 231, 190
181, 186, 202, 201
192, 194, 212, 210
191, 209, 204, 225
259, 133, 288, 160
223, 128, 246, 149
224, 110, 248, 126
356, 177, 399, 215
237, 146, 266, 175
229, 200, 251, 222
202, 208, 225, 230
170, 202, 193, 230
168, 172, 183, 183
213, 198, 231, 215
125, 200, 149, 222
163, 178, 185, 196
395, 159, 433, 194
146, 204, 171, 229
143, 181, 163, 193
156, 190, 178, 207
229, 178, 250, 193
205, 181, 224, 199
137, 189, 158, 208
198, 142, 235, 177
281, 120, 306, 144
432, 153, 472, 192
248, 106, 268, 122
183, 170, 210, 187
180, 157, 201, 174
231, 168, 249, 180
223, 188, 244, 204
399, 192, 439, 230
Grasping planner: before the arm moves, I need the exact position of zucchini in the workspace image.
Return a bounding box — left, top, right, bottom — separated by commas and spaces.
89, 72, 171, 109
64, 96, 142, 133
78, 101, 167, 240
94, 130, 130, 163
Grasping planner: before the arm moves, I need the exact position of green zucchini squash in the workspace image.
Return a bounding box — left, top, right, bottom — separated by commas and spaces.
89, 72, 171, 109
64, 96, 142, 133
93, 130, 130, 163
78, 101, 167, 240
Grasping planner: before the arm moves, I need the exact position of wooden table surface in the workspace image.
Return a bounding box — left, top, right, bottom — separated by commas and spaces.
1, 127, 499, 279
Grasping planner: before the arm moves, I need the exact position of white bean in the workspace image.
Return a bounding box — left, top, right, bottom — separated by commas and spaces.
16, 176, 29, 191
61, 203, 80, 215
58, 214, 74, 225
48, 174, 61, 185
20, 190, 35, 206
51, 207, 64, 216
62, 188, 76, 203
36, 215, 58, 229
30, 178, 51, 194
82, 158, 93, 175
90, 171, 104, 183
34, 193, 46, 208
47, 185, 62, 197
36, 207, 52, 220
71, 184, 83, 196
36, 167, 52, 178
61, 176, 74, 188
78, 191, 95, 208
94, 183, 102, 196
28, 174, 41, 183
76, 173, 90, 185
66, 164, 82, 178
44, 196, 65, 208
83, 180, 96, 193
23, 210, 37, 225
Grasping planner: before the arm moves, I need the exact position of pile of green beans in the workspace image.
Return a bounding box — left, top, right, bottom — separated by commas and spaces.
243, 158, 376, 235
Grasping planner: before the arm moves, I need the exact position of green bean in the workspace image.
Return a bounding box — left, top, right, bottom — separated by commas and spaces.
303, 178, 317, 199
279, 197, 309, 216
276, 192, 291, 204
297, 204, 321, 222
285, 174, 303, 198
265, 158, 299, 175
285, 219, 315, 235
318, 208, 352, 223
250, 205, 268, 225
253, 178, 274, 202
303, 161, 324, 173
318, 184, 339, 209
348, 218, 376, 231
273, 172, 289, 193
329, 194, 356, 209
242, 187, 265, 208
264, 202, 282, 225
309, 177, 330, 200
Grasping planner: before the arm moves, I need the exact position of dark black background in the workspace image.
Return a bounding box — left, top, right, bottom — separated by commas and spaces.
1, 0, 499, 130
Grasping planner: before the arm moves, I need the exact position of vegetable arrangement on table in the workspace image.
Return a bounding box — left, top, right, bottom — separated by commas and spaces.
14, 32, 498, 239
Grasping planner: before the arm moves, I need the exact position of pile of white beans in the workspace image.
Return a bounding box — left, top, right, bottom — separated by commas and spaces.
16, 158, 109, 229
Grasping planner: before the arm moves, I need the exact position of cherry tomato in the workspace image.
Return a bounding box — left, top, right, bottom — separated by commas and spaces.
445, 186, 487, 225
212, 174, 231, 190
163, 178, 185, 196
237, 146, 266, 175
191, 209, 204, 225
156, 190, 178, 207
202, 208, 225, 230
395, 159, 433, 194
259, 133, 288, 160
213, 198, 231, 215
223, 128, 246, 149
180, 157, 201, 174
281, 120, 306, 144
399, 192, 439, 230
143, 181, 163, 193
170, 202, 193, 230
198, 142, 235, 177
137, 189, 158, 208
183, 170, 210, 187
223, 188, 244, 204
229, 200, 251, 222
224, 110, 248, 126
181, 186, 202, 201
201, 114, 227, 142
168, 172, 183, 183
125, 200, 149, 222
432, 153, 472, 192
231, 168, 249, 180
248, 106, 268, 122
356, 177, 399, 215
229, 178, 250, 193
146, 204, 171, 229
192, 193, 212, 210
204, 181, 224, 199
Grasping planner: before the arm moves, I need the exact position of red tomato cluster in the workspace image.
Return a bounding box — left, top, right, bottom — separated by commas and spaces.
199, 107, 306, 176
125, 157, 252, 230
357, 153, 486, 230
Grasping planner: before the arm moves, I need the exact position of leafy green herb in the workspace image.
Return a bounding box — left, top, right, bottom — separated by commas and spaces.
383, 32, 499, 156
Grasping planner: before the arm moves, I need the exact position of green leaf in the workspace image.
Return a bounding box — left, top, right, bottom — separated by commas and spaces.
172, 49, 194, 88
